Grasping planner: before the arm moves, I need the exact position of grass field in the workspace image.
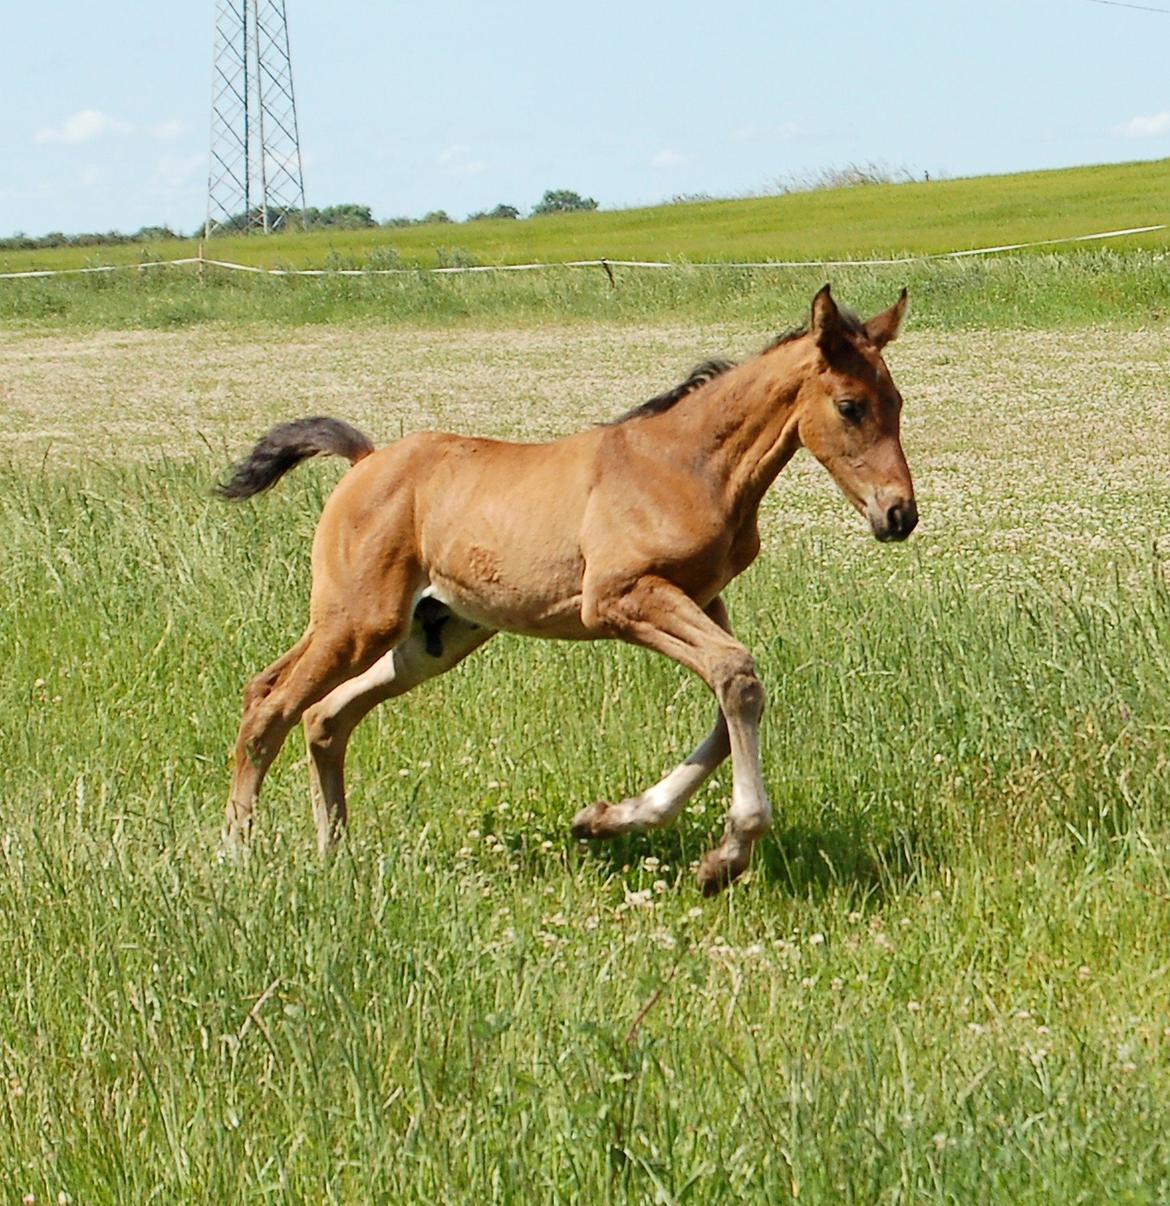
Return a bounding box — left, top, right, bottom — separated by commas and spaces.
3, 157, 1169, 276
3, 250, 1170, 335
5, 158, 1170, 337
3, 299, 1170, 1200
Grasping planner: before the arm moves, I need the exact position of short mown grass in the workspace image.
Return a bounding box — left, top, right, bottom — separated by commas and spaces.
3, 299, 1170, 1198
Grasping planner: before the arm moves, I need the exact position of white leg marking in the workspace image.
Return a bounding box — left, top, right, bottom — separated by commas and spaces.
604, 715, 730, 833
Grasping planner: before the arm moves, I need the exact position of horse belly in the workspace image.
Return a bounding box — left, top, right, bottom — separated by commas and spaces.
418, 519, 590, 639
423, 564, 589, 639
416, 437, 597, 638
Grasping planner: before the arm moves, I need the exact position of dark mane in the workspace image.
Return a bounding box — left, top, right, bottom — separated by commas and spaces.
606, 358, 736, 425
764, 325, 807, 350
606, 307, 866, 426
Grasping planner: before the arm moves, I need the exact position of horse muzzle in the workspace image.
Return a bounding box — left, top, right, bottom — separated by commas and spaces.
867, 496, 918, 543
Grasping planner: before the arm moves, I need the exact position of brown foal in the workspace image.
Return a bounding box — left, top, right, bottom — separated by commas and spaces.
218, 285, 917, 893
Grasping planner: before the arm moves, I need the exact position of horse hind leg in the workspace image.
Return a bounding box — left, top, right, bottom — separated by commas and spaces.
224, 611, 410, 852
303, 598, 494, 855
224, 632, 313, 849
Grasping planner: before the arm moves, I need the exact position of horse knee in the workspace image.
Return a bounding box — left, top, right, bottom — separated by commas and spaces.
303, 703, 336, 753
715, 652, 765, 720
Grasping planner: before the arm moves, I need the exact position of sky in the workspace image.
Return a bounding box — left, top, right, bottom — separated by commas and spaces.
2, 0, 1169, 238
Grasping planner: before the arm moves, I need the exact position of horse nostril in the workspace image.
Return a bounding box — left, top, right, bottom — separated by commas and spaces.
886, 500, 918, 538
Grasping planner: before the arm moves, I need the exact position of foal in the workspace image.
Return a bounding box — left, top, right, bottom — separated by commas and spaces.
218, 285, 917, 894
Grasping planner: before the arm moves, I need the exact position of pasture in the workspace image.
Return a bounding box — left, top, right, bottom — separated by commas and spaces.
3, 157, 1168, 276
3, 280, 1170, 1200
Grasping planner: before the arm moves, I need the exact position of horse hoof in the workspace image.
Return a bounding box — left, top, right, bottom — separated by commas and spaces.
571, 800, 614, 840
696, 847, 748, 896
218, 831, 250, 866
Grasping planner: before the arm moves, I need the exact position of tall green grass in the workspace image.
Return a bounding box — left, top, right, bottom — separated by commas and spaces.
3, 249, 1170, 332
3, 459, 1170, 1200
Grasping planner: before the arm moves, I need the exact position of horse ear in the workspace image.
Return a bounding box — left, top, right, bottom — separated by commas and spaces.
810, 284, 844, 352
864, 288, 909, 350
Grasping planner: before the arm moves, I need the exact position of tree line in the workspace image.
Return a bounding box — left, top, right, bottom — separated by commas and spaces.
0, 191, 600, 251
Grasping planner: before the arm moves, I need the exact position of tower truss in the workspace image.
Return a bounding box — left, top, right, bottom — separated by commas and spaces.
206, 0, 306, 236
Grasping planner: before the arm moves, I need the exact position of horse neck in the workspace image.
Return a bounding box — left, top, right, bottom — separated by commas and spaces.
678, 339, 809, 516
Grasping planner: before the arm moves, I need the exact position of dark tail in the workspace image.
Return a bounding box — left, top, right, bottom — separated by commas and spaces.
215, 416, 376, 500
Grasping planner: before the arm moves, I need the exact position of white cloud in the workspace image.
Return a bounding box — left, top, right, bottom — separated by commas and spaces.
1115, 111, 1170, 138
35, 111, 187, 146
650, 148, 687, 168
36, 109, 130, 144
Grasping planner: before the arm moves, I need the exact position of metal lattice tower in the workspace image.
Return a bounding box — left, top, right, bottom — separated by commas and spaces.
206, 0, 306, 236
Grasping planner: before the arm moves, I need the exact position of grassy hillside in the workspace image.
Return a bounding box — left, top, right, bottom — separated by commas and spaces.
3, 157, 1168, 275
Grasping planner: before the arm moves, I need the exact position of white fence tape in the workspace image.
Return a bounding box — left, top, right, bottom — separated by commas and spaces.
0, 224, 1163, 281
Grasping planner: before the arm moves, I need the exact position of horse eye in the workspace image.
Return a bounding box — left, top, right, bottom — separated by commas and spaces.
837, 400, 865, 423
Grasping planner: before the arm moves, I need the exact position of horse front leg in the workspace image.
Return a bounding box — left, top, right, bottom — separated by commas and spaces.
579, 580, 771, 894
571, 709, 729, 839
572, 598, 733, 839
574, 596, 734, 841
